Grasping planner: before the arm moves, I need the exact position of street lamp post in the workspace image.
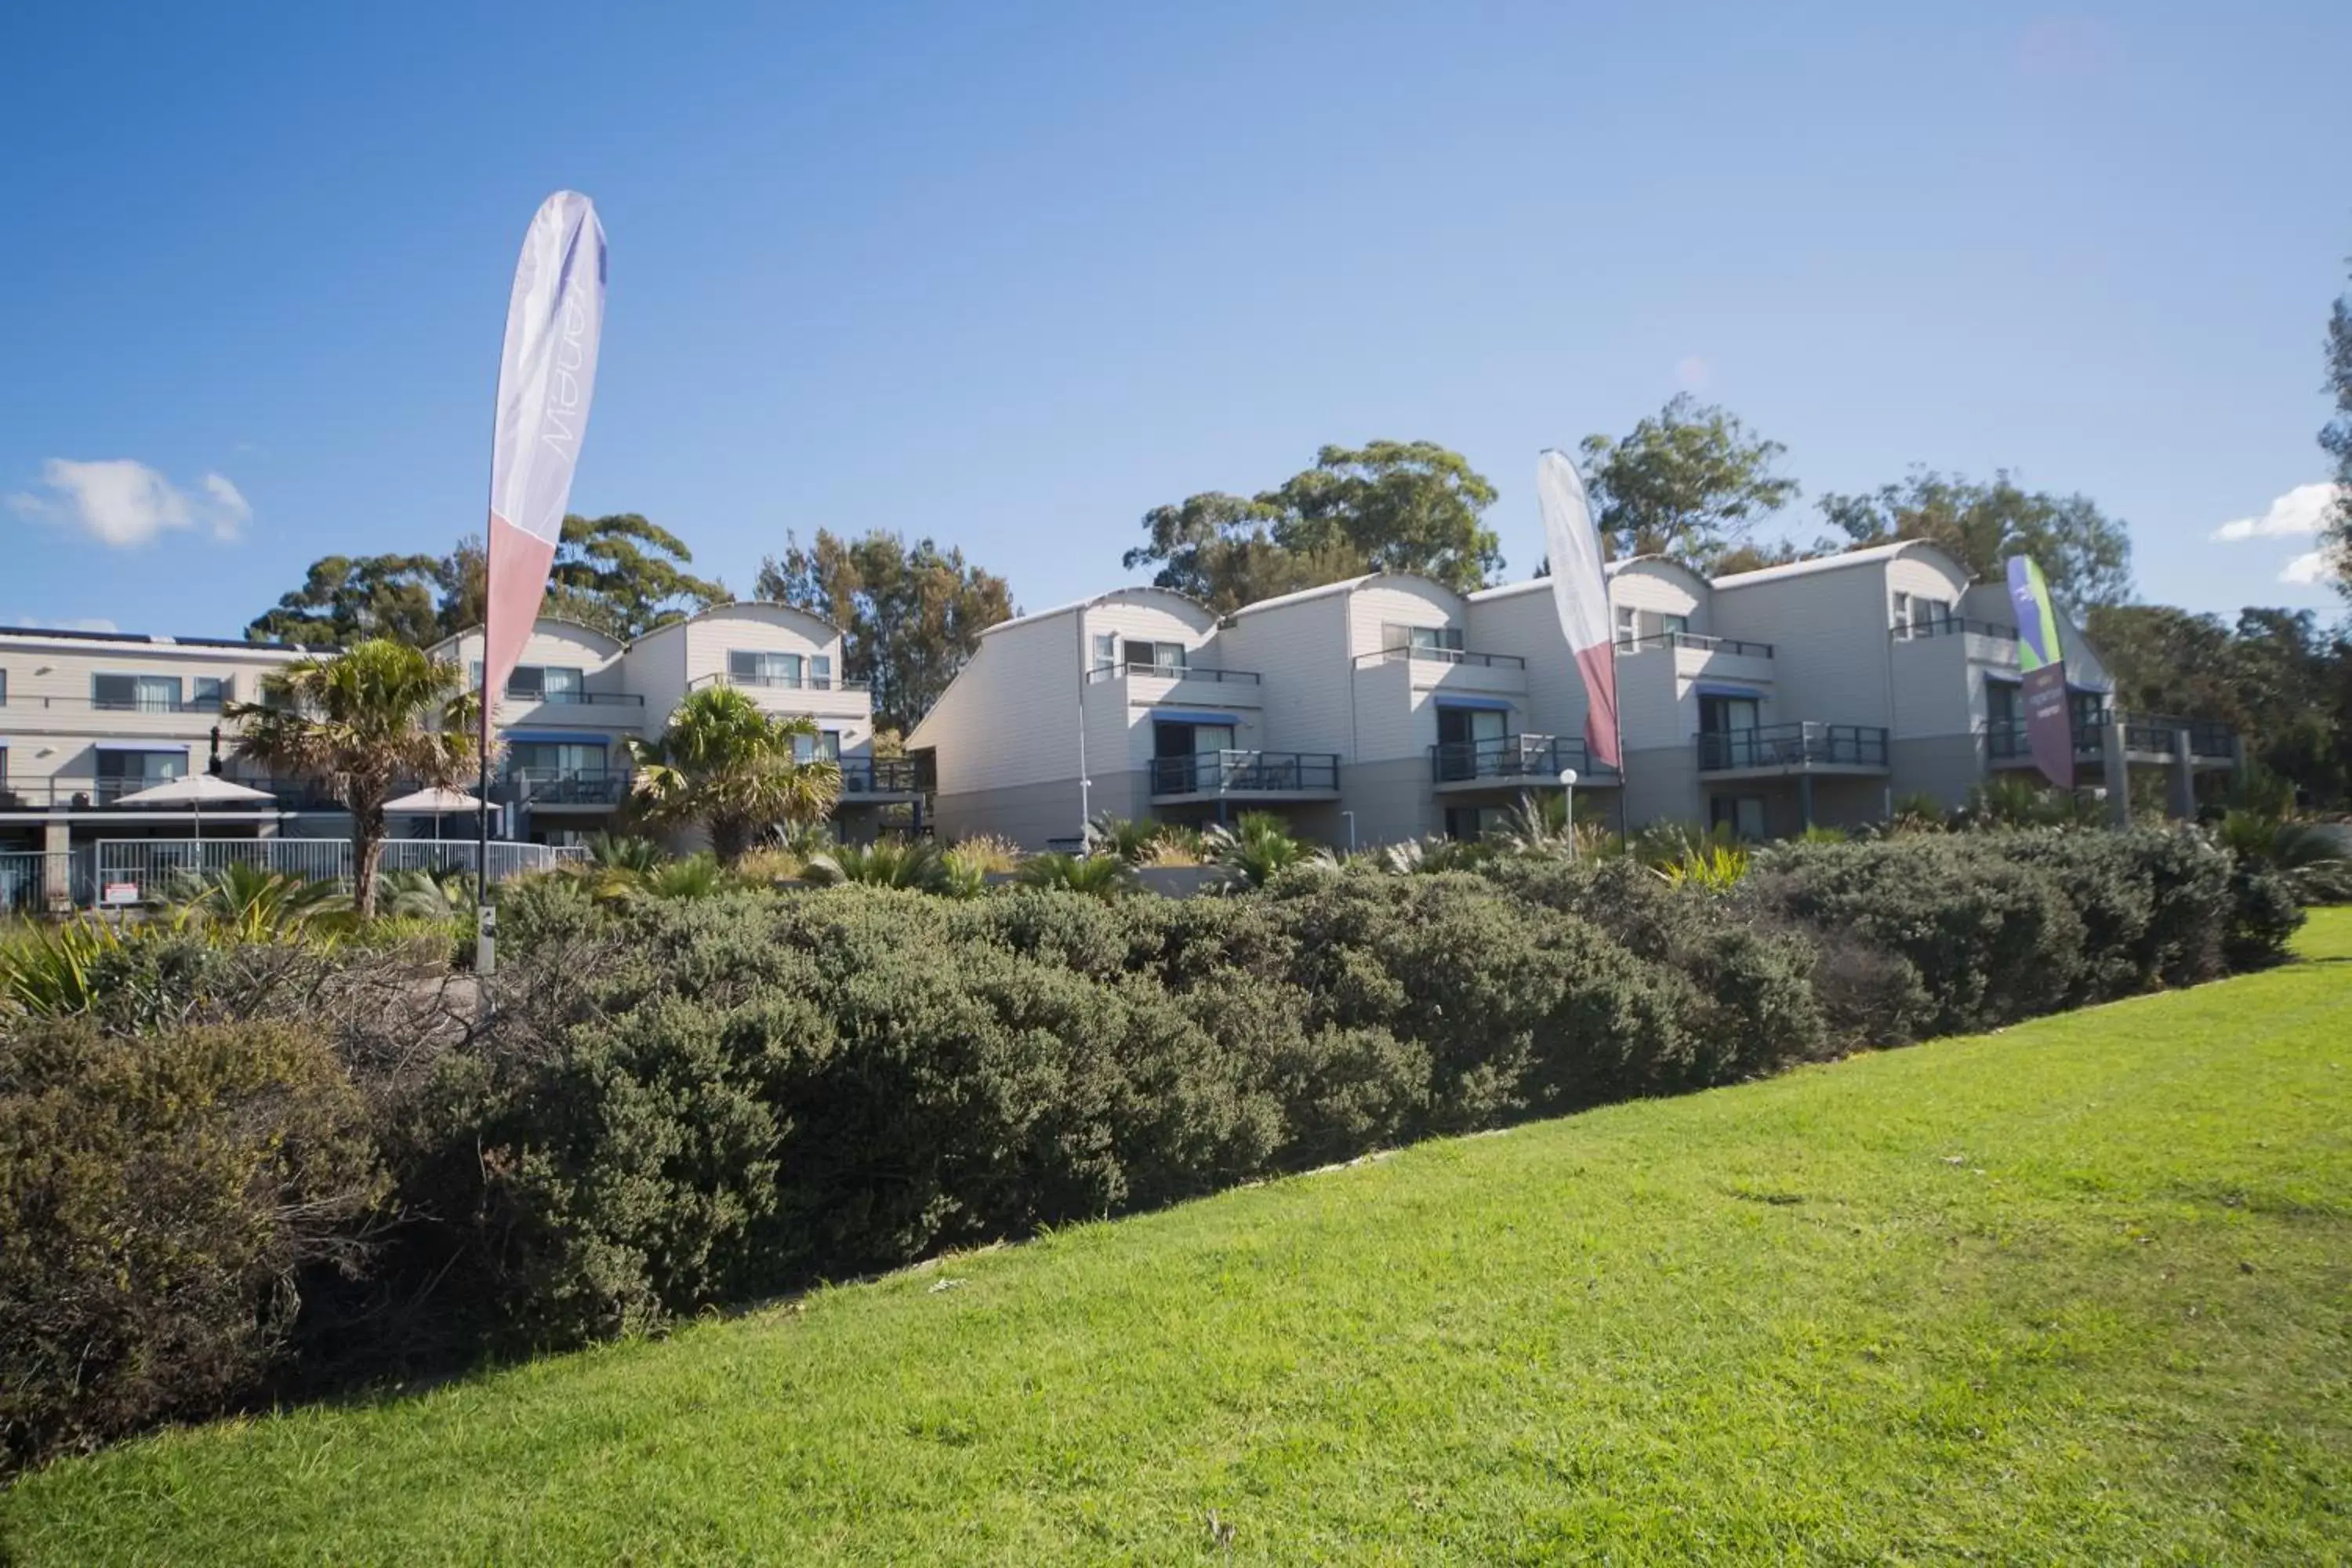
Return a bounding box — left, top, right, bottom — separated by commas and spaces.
1559, 768, 1579, 860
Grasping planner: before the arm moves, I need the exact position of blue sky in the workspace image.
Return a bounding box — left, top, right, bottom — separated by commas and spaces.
3, 2, 2347, 638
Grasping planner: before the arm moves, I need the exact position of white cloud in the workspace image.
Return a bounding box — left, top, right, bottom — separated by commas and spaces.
2, 615, 121, 633
2211, 481, 2342, 541
1675, 355, 1712, 390
6, 458, 251, 549
2280, 549, 2335, 586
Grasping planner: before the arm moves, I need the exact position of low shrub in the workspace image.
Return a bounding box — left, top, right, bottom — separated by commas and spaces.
0, 1018, 381, 1469
0, 823, 2305, 1470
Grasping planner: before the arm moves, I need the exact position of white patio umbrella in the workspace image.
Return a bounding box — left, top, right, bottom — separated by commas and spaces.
385, 786, 487, 843
111, 773, 277, 851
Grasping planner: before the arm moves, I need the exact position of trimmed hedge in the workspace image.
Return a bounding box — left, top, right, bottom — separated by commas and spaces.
0, 824, 2306, 1469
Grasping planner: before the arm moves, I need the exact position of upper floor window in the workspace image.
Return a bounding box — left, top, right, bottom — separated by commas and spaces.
1660, 614, 1690, 637
1986, 680, 2020, 727
1388, 625, 1464, 654
506, 665, 584, 701
1892, 591, 1912, 628
792, 730, 844, 764
1091, 632, 1118, 670
1123, 640, 1188, 672
731, 650, 803, 687
1614, 605, 1639, 643
0, 668, 9, 705
93, 673, 186, 713
1912, 597, 1951, 630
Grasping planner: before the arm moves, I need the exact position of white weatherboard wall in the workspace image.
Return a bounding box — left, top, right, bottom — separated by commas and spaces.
434, 620, 641, 739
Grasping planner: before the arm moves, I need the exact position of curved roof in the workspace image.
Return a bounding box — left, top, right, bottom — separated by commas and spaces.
975, 584, 1211, 640
627, 597, 847, 643
1467, 553, 1711, 604
1712, 539, 1969, 590
429, 615, 629, 656
1225, 571, 1463, 619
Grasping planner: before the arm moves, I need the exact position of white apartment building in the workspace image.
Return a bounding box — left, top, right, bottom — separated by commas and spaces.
2, 604, 906, 908
906, 576, 1622, 849
908, 543, 2238, 849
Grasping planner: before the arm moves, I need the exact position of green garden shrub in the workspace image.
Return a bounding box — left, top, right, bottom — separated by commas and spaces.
2224, 862, 2305, 970
0, 1018, 381, 1471
1746, 837, 2086, 1035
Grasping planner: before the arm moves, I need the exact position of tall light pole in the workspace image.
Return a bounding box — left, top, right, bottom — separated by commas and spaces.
1559, 768, 1579, 860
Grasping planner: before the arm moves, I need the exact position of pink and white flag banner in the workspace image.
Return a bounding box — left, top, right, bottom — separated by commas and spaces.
1537, 448, 1620, 771
482, 191, 607, 706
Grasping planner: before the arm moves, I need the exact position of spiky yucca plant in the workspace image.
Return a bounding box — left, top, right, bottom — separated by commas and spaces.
1014, 851, 1140, 898
801, 840, 949, 891
227, 640, 478, 920
1203, 811, 1334, 889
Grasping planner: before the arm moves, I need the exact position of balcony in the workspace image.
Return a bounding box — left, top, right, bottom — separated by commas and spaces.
1697, 723, 1889, 775
1354, 644, 1527, 699
0, 775, 292, 812
691, 671, 870, 694
1085, 662, 1261, 686
1149, 750, 1341, 802
1989, 713, 2237, 769
1892, 616, 2022, 670
1615, 631, 1774, 658
1430, 734, 1617, 789
506, 767, 631, 808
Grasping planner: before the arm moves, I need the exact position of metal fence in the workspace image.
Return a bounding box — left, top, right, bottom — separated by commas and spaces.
83, 838, 582, 905
1, 850, 89, 913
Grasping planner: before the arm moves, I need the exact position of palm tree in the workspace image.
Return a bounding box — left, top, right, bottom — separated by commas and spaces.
626, 685, 842, 866
227, 639, 477, 920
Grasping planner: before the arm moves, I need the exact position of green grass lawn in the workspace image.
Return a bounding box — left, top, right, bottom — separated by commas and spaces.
8, 913, 2350, 1566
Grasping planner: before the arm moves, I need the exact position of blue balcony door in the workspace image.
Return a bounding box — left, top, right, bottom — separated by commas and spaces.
1436, 706, 1505, 782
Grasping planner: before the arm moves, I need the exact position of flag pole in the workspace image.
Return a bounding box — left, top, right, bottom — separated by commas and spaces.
475, 546, 496, 977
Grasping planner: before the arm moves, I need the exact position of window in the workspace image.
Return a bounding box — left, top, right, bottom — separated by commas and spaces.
1404, 626, 1465, 657
1892, 591, 1912, 629
191, 676, 227, 710
1091, 632, 1117, 670
1710, 795, 1767, 839
95, 747, 187, 802
810, 655, 833, 689
1911, 598, 1951, 631
1614, 605, 1639, 644
1124, 640, 1188, 672
2071, 690, 2107, 735
1698, 695, 1761, 735
93, 673, 182, 713
506, 740, 607, 779
0, 668, 7, 705
1660, 613, 1690, 638
729, 650, 804, 687
1986, 681, 2020, 728
792, 730, 843, 764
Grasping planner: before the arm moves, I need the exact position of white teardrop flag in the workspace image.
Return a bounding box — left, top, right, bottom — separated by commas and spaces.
483, 191, 607, 706
1537, 449, 1620, 771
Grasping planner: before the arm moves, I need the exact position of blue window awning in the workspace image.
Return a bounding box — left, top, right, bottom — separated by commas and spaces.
1149, 710, 1242, 728
505, 731, 611, 747
93, 740, 190, 753
1433, 696, 1514, 713
1693, 682, 1767, 699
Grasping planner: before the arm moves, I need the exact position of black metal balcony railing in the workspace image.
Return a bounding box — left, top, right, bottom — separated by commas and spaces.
1696, 723, 1889, 772
1085, 663, 1262, 684
506, 767, 631, 806
2001, 712, 2238, 763
1430, 734, 1610, 784
503, 688, 644, 707
1614, 631, 1776, 658
0, 775, 300, 811
838, 757, 919, 795
1, 693, 233, 715
692, 672, 873, 694
1893, 616, 2021, 643
1354, 645, 1527, 670
1150, 750, 1341, 796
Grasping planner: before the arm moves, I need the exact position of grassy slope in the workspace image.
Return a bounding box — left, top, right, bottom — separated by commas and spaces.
7, 914, 2350, 1566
